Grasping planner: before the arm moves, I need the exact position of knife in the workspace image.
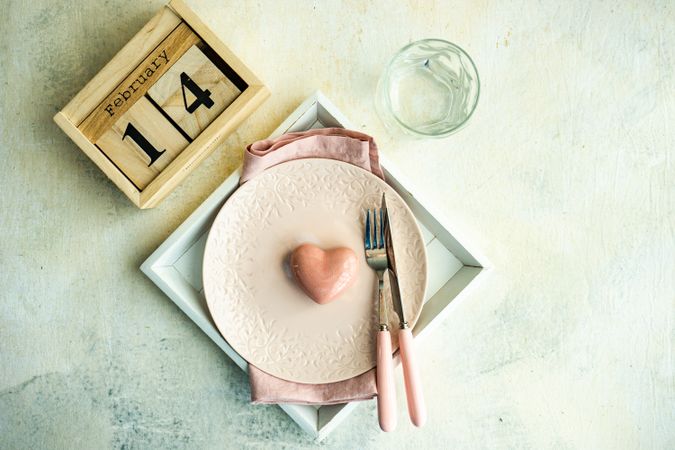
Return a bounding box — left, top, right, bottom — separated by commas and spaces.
382, 193, 427, 427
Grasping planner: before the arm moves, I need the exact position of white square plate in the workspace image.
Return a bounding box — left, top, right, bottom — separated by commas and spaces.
141, 91, 489, 440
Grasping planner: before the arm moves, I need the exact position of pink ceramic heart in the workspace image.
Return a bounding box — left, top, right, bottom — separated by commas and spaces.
290, 244, 358, 304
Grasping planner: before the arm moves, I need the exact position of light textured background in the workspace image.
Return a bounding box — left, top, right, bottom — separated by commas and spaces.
1, 0, 673, 448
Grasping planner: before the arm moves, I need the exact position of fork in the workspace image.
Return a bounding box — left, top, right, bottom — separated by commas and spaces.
365, 207, 397, 432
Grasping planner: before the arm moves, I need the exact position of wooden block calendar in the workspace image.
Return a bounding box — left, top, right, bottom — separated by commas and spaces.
54, 0, 269, 208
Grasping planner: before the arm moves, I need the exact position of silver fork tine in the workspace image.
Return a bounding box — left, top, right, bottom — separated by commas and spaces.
369, 209, 373, 249
372, 209, 377, 249
364, 209, 371, 250
370, 209, 377, 248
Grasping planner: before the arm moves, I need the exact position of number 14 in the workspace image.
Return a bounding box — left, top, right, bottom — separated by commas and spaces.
124, 72, 213, 166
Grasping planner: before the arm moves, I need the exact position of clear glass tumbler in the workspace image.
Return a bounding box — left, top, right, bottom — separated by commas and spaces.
375, 39, 480, 138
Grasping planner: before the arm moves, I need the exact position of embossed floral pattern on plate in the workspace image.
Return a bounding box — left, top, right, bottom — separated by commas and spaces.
203, 159, 427, 384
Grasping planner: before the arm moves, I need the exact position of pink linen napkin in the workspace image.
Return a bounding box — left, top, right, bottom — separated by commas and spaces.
241, 127, 385, 184
249, 366, 376, 405
241, 128, 384, 405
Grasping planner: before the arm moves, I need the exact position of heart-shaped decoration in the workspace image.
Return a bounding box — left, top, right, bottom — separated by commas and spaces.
290, 243, 358, 305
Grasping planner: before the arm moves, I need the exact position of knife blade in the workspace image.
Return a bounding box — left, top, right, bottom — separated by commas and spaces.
381, 193, 407, 328
381, 192, 427, 427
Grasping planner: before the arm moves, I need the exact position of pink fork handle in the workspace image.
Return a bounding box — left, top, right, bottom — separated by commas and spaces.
399, 328, 427, 427
376, 330, 397, 432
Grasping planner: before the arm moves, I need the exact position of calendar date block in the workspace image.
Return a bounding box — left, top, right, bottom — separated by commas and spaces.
148, 44, 242, 139
54, 0, 269, 208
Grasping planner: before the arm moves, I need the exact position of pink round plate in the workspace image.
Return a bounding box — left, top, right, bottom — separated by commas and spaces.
203, 159, 427, 384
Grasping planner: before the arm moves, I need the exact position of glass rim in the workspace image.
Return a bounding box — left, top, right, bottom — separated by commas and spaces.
380, 38, 480, 138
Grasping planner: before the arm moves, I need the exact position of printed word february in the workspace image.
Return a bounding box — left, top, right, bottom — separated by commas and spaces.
104, 50, 170, 117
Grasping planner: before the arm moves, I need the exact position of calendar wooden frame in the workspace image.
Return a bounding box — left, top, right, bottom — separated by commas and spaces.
53, 0, 269, 208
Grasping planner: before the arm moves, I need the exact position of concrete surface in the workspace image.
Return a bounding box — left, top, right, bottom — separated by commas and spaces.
1, 0, 673, 448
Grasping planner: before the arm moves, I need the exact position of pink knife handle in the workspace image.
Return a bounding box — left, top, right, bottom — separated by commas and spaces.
376, 329, 397, 432
398, 328, 427, 427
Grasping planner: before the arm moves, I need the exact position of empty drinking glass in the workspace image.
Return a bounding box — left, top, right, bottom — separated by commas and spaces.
375, 39, 480, 138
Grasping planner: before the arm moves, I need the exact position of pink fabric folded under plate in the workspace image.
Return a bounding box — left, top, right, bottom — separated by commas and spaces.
240, 128, 383, 405
240, 127, 385, 184
249, 365, 376, 405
